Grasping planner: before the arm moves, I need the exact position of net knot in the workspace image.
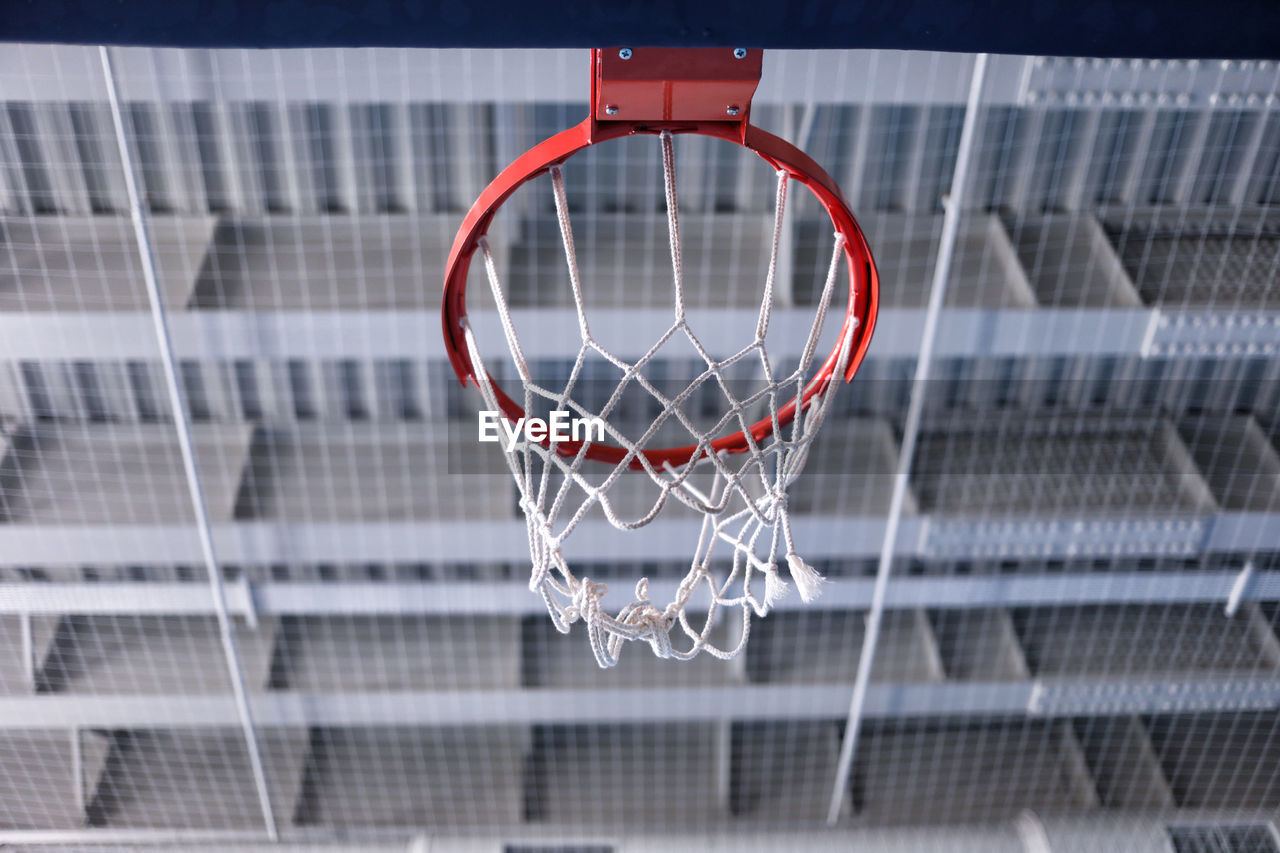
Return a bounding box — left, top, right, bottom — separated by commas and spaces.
637, 608, 673, 659
768, 487, 790, 521
627, 578, 667, 633
528, 542, 556, 591
621, 601, 673, 660
566, 578, 608, 625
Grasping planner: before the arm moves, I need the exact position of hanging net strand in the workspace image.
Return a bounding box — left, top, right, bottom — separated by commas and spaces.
461, 131, 858, 667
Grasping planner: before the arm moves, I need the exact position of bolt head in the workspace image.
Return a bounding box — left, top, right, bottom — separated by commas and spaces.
733, 48, 747, 59
619, 48, 632, 60
726, 105, 741, 116
605, 104, 620, 115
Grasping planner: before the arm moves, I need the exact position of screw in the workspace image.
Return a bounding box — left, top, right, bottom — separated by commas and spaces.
619, 48, 632, 60
605, 104, 620, 115
726, 105, 740, 116
733, 48, 747, 59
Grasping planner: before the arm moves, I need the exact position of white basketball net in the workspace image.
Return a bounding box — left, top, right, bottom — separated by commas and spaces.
462, 131, 858, 667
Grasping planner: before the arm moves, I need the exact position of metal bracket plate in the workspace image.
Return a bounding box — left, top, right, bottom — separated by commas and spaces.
592, 47, 763, 125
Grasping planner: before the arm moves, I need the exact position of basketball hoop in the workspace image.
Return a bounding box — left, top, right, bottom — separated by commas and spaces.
443, 48, 879, 666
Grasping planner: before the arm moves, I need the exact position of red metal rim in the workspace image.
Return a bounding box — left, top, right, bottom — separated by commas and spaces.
442, 117, 880, 470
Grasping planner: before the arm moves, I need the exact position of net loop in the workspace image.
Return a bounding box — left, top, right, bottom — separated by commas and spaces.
466, 131, 861, 666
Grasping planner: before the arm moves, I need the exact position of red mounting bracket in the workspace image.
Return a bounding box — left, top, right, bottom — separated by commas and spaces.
591, 47, 763, 136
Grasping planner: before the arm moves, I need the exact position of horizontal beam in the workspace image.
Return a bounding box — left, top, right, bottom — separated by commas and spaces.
0, 307, 1233, 361
1024, 57, 1280, 109
2, 815, 1274, 848
924, 515, 1212, 560
0, 829, 278, 847
1146, 310, 1280, 358
7, 49, 1278, 116
0, 677, 1275, 729
0, 49, 1030, 106
2, 571, 1276, 619
0, 511, 1276, 565
0, 516, 907, 564
1029, 678, 1280, 716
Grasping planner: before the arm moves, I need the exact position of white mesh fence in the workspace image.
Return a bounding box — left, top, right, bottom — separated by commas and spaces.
0, 43, 1277, 850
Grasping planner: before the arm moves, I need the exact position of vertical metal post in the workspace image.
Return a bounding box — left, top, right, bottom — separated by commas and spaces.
98, 46, 279, 840
825, 52, 990, 826
71, 728, 85, 816
19, 612, 34, 691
